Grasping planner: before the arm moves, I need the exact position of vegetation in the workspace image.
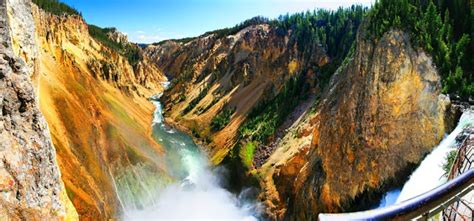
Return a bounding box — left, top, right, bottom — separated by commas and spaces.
33, 0, 80, 16
240, 142, 257, 168
367, 0, 473, 98
274, 6, 367, 61
168, 17, 268, 45
442, 150, 457, 177
182, 85, 210, 115
237, 8, 359, 141
203, 16, 270, 39
88, 25, 142, 67
211, 106, 236, 131
235, 1, 472, 169
152, 16, 269, 46
152, 37, 196, 46
34, 0, 143, 67
232, 7, 368, 168
196, 96, 220, 115
239, 75, 308, 144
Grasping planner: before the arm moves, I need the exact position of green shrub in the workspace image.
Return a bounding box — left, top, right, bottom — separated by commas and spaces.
33, 0, 80, 16
367, 0, 473, 99
182, 85, 210, 115
442, 150, 457, 177
211, 107, 236, 131
240, 142, 257, 168
88, 25, 142, 67
239, 74, 307, 144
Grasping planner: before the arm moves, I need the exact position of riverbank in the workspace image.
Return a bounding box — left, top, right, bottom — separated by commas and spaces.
124, 99, 261, 220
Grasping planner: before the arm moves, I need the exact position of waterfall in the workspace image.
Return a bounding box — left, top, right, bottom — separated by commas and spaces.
396, 110, 474, 203
120, 87, 259, 220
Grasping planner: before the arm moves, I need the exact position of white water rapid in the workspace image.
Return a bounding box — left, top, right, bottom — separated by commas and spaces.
123, 90, 259, 220
375, 110, 474, 208
396, 110, 474, 203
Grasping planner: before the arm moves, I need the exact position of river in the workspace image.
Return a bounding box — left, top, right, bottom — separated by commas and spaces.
120, 87, 472, 218
123, 94, 259, 220
376, 110, 474, 208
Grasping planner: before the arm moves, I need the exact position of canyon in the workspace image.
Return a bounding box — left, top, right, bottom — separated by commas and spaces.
0, 0, 472, 220
145, 20, 457, 220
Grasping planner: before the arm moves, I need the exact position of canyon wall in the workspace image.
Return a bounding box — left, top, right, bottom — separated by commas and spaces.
30, 5, 169, 219
146, 24, 328, 164
152, 22, 451, 219
0, 0, 77, 219
2, 0, 169, 219
261, 28, 449, 219
2, 0, 456, 219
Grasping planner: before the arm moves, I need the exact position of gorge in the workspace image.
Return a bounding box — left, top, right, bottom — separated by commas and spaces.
123, 94, 260, 220
0, 0, 473, 220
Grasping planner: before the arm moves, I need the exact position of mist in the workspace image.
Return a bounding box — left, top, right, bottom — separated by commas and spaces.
121, 96, 260, 220
397, 111, 474, 202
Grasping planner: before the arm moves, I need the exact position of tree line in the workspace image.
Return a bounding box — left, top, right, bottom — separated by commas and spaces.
368, 0, 472, 98
32, 0, 80, 16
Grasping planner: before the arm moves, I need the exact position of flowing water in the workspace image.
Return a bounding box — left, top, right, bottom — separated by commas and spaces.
117, 80, 473, 217
375, 110, 474, 208
122, 91, 259, 220
396, 110, 474, 203
376, 189, 401, 208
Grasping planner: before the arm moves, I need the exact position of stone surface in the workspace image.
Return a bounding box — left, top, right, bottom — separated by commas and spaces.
146, 24, 328, 164
30, 3, 169, 219
148, 15, 453, 220
1, 0, 169, 219
106, 28, 128, 45
0, 0, 77, 219
275, 29, 448, 219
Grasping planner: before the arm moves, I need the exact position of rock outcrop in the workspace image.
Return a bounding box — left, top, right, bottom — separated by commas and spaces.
2, 0, 458, 220
146, 24, 328, 164
148, 13, 452, 220
0, 0, 77, 219
264, 29, 448, 219
1, 0, 169, 219
30, 4, 169, 219
106, 28, 128, 45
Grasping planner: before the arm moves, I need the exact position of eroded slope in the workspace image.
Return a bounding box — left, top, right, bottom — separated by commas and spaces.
28, 3, 169, 219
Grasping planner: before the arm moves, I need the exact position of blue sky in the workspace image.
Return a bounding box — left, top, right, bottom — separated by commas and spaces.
62, 0, 374, 43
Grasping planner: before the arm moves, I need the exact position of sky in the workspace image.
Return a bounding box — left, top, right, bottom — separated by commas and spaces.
62, 0, 374, 44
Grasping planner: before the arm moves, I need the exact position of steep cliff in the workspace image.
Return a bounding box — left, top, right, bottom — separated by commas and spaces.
262, 28, 449, 219
148, 13, 455, 220
3, 0, 468, 219
0, 0, 77, 219
146, 24, 329, 164
4, 1, 168, 219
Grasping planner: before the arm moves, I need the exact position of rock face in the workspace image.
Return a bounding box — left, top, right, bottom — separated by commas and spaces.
1, 0, 168, 219
30, 4, 169, 219
269, 29, 448, 219
146, 24, 328, 163
106, 28, 128, 45
147, 14, 451, 220
2, 0, 452, 220
0, 0, 77, 219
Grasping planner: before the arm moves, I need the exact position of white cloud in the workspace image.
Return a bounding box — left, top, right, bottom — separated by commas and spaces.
133, 34, 164, 43
128, 29, 184, 44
